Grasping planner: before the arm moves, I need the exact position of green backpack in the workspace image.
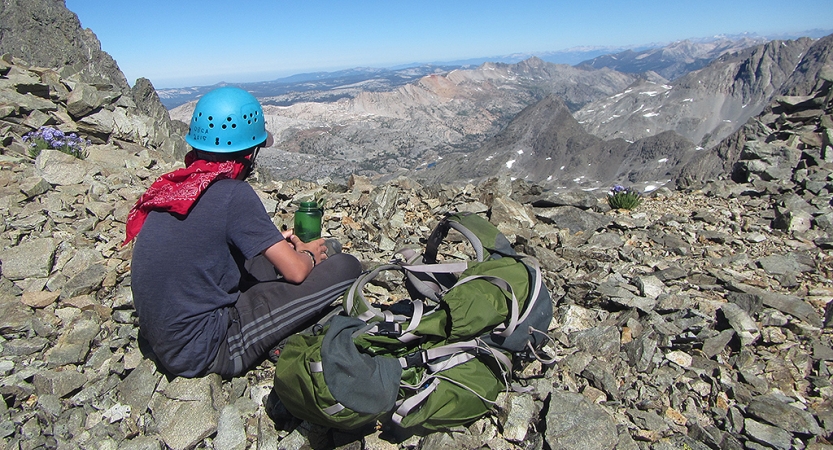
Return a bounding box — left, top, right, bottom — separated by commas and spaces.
273, 212, 554, 432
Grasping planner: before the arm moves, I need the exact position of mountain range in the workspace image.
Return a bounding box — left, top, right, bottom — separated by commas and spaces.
166, 32, 833, 193
169, 57, 639, 183
156, 31, 829, 109
421, 34, 832, 192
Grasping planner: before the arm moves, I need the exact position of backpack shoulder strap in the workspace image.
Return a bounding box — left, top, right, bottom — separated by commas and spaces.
425, 211, 519, 262
424, 212, 492, 263
403, 260, 468, 302
343, 264, 403, 321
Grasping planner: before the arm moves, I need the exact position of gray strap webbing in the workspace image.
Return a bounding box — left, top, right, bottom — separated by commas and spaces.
357, 310, 376, 322
404, 261, 469, 302
403, 262, 469, 274
398, 300, 424, 343
397, 247, 421, 263
344, 264, 401, 319
398, 340, 514, 374
427, 340, 514, 373
354, 321, 383, 339
515, 256, 543, 326
447, 220, 485, 262
427, 352, 475, 373
323, 403, 345, 415
526, 327, 558, 365
309, 362, 349, 416
345, 264, 422, 329
310, 361, 323, 373
391, 378, 441, 426
404, 300, 423, 333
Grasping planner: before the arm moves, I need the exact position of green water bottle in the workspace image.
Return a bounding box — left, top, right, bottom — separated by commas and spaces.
294, 201, 322, 242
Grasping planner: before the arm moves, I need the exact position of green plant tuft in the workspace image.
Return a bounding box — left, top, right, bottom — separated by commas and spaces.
607, 184, 642, 210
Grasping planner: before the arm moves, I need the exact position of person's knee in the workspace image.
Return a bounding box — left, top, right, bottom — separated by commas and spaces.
324, 253, 362, 278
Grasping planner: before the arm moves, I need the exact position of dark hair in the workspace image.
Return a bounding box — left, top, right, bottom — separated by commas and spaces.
193, 147, 256, 162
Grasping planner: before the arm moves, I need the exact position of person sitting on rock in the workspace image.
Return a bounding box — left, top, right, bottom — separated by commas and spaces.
123, 86, 361, 378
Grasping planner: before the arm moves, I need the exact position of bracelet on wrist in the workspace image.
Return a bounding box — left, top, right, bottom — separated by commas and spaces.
301, 250, 316, 267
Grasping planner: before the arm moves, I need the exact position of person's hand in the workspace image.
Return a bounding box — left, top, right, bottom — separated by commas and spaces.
290, 235, 328, 265
281, 229, 295, 248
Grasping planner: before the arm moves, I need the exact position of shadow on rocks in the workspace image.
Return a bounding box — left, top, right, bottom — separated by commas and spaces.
264, 390, 379, 447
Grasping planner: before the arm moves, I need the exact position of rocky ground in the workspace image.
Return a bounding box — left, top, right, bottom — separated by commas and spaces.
1, 35, 833, 450
0, 134, 831, 449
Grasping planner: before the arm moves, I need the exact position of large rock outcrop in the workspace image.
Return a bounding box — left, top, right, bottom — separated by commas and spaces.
0, 55, 186, 160
0, 0, 128, 91
0, 0, 188, 160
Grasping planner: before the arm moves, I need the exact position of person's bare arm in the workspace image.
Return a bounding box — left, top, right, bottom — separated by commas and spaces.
262, 232, 328, 284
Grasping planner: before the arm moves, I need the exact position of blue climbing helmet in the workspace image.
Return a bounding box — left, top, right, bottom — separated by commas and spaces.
185, 87, 268, 153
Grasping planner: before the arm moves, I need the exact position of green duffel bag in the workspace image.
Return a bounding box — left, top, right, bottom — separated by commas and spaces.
273, 315, 402, 430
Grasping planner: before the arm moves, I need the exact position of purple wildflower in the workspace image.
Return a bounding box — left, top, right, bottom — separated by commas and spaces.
22, 126, 88, 159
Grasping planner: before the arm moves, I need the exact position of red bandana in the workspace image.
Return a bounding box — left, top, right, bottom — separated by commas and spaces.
123, 151, 249, 245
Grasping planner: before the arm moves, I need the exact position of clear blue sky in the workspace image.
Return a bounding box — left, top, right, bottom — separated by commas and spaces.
65, 0, 832, 89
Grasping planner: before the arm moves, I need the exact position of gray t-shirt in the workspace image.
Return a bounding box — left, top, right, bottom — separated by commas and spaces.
131, 179, 283, 377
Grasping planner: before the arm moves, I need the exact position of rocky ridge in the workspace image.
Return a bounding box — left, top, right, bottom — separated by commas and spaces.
413, 95, 702, 193
0, 44, 832, 450
573, 37, 819, 151
678, 37, 833, 189
0, 0, 189, 163
577, 37, 774, 81
421, 35, 833, 193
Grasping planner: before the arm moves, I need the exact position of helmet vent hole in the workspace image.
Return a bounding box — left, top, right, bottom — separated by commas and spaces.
232, 124, 237, 128
243, 114, 248, 119
226, 117, 232, 122
254, 118, 258, 122
227, 141, 232, 145
208, 116, 213, 121
248, 120, 252, 125
209, 124, 214, 128
214, 138, 220, 145
222, 124, 227, 129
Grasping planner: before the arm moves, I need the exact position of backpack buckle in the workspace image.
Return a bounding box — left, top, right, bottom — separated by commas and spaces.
403, 350, 428, 367
376, 322, 402, 337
